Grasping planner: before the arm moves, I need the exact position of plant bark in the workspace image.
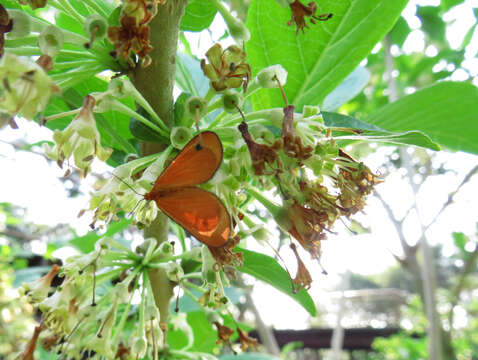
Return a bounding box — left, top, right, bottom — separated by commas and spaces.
129, 1, 187, 325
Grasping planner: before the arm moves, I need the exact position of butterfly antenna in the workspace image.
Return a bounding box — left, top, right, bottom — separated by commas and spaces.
110, 172, 145, 196
339, 217, 358, 235
265, 238, 294, 291
195, 106, 203, 146
91, 263, 97, 306
174, 277, 181, 313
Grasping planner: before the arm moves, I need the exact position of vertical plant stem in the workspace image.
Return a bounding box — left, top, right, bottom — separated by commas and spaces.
128, 1, 187, 327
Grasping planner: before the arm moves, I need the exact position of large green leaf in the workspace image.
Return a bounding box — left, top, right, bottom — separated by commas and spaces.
364, 82, 478, 154
245, 0, 408, 111
322, 112, 440, 150
180, 0, 217, 32
238, 249, 316, 316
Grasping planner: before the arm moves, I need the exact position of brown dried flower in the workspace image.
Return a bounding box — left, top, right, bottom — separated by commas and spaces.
238, 121, 281, 175
287, 1, 333, 34
0, 4, 12, 58
290, 243, 312, 291
237, 327, 259, 351
108, 15, 152, 61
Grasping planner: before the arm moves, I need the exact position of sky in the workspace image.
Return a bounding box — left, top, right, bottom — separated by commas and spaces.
1, 0, 478, 330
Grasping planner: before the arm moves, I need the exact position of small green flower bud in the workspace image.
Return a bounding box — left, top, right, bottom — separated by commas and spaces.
83, 14, 108, 40
170, 126, 193, 149
157, 241, 174, 256
303, 105, 322, 119
226, 17, 250, 43
131, 336, 147, 358
38, 25, 64, 57
205, 309, 221, 324
221, 90, 243, 113
6, 10, 31, 39
256, 64, 288, 88
185, 96, 208, 119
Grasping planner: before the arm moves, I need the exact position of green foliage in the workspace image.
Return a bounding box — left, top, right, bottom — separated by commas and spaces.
246, 0, 408, 110
239, 249, 316, 316
365, 82, 478, 154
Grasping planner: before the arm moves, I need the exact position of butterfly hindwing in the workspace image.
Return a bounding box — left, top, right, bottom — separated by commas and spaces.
154, 187, 231, 248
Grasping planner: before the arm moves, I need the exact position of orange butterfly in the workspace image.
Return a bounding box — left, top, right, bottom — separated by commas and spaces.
144, 131, 231, 248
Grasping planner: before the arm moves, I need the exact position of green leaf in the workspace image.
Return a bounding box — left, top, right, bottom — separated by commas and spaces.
322, 67, 371, 111
416, 6, 446, 43
168, 311, 217, 353
176, 52, 209, 97
323, 112, 440, 150
441, 0, 465, 12
237, 248, 316, 316
389, 16, 411, 47
452, 232, 468, 253
364, 82, 478, 154
246, 0, 408, 111
180, 0, 217, 32
69, 219, 132, 253
220, 354, 281, 360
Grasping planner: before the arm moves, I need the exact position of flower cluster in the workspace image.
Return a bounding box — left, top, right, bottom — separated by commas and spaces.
108, 0, 160, 65
0, 53, 59, 128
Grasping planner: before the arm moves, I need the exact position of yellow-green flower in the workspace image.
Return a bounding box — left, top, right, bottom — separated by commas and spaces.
0, 53, 59, 126
45, 95, 112, 176
201, 43, 251, 92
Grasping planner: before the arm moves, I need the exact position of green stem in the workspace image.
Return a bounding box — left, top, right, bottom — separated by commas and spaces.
130, 1, 188, 329
109, 100, 170, 138
44, 108, 81, 122
246, 187, 282, 216
204, 87, 216, 104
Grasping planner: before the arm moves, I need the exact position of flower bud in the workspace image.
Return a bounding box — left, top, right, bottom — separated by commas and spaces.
221, 90, 243, 113
226, 17, 250, 43
185, 96, 207, 119
256, 64, 288, 88
6, 10, 31, 39
131, 336, 147, 358
170, 126, 193, 149
38, 25, 64, 57
83, 14, 108, 40
303, 105, 321, 118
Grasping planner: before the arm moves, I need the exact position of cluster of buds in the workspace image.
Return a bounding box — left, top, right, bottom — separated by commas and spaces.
108, 0, 161, 66
0, 53, 59, 128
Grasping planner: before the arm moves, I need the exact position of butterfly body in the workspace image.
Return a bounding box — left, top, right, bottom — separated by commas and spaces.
144, 131, 231, 248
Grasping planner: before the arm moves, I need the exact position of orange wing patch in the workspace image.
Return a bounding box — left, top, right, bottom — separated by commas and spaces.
144, 132, 230, 248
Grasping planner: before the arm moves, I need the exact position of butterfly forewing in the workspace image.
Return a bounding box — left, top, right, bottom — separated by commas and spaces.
152, 131, 223, 190
155, 187, 231, 247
